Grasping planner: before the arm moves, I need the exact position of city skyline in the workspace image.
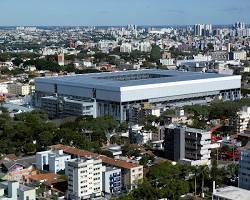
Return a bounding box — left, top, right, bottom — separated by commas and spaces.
0, 0, 249, 26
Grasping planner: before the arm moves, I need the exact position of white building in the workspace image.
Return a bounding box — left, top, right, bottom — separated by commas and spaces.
120, 43, 132, 53
239, 143, 250, 190
212, 186, 250, 200
184, 127, 212, 166
229, 51, 247, 61
0, 181, 36, 200
106, 145, 122, 159
36, 149, 71, 173
140, 42, 152, 52
194, 24, 212, 36
66, 158, 103, 200
35, 70, 242, 122
83, 60, 93, 68
17, 185, 36, 200
102, 166, 121, 195
176, 54, 212, 67
160, 59, 175, 66
130, 124, 153, 145
51, 144, 144, 191
235, 106, 250, 134
0, 84, 8, 94
0, 62, 13, 69
98, 40, 117, 53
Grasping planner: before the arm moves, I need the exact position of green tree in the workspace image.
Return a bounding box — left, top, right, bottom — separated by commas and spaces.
23, 143, 36, 154
207, 43, 214, 51
12, 57, 23, 66
149, 45, 161, 62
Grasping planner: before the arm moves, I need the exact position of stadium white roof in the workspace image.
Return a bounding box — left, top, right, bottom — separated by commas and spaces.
36, 69, 238, 89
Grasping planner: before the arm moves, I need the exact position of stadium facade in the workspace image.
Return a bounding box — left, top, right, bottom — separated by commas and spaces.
34, 70, 241, 121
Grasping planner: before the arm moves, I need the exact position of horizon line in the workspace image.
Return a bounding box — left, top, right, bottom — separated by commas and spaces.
0, 23, 248, 28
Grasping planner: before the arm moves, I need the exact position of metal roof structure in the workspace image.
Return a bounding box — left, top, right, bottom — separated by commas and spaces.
35, 69, 241, 103
36, 69, 235, 89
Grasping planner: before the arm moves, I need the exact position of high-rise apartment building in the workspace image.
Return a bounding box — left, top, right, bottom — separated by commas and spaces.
66, 158, 103, 200
51, 144, 143, 191
194, 24, 212, 36
102, 167, 121, 195
239, 143, 250, 190
120, 43, 132, 53
234, 22, 248, 37
235, 22, 246, 30
234, 106, 250, 134
164, 124, 212, 166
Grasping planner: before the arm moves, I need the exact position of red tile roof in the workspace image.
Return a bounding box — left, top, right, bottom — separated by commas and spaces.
50, 144, 140, 169
29, 173, 59, 183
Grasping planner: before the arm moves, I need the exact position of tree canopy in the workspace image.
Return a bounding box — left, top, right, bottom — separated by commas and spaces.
149, 45, 161, 63
0, 111, 122, 155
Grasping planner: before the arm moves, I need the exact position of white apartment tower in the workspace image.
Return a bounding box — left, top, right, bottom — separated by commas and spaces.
235, 22, 246, 30
120, 43, 132, 53
235, 106, 250, 134
194, 24, 212, 36
66, 158, 103, 200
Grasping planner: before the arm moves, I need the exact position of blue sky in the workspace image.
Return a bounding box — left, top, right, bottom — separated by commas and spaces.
0, 0, 249, 26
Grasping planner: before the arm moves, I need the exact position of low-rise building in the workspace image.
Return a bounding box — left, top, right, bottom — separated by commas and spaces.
131, 103, 162, 123
7, 83, 31, 96
212, 186, 250, 200
228, 51, 247, 61
0, 181, 36, 200
0, 62, 13, 69
104, 145, 122, 159
0, 84, 8, 94
129, 124, 153, 145
160, 58, 175, 66
1, 156, 36, 182
17, 184, 36, 200
40, 96, 96, 119
164, 109, 193, 126
36, 149, 71, 173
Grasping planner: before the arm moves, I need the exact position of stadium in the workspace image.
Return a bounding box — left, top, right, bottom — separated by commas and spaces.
35, 70, 241, 121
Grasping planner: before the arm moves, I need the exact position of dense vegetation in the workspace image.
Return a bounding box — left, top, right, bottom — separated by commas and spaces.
0, 52, 39, 62
115, 160, 238, 200
0, 110, 122, 155
184, 98, 250, 128
116, 162, 194, 200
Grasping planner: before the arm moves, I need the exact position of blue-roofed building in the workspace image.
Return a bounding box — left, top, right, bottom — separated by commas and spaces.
34, 69, 241, 121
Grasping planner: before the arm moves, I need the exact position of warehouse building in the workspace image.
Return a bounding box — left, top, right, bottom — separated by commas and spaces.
34, 69, 241, 121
